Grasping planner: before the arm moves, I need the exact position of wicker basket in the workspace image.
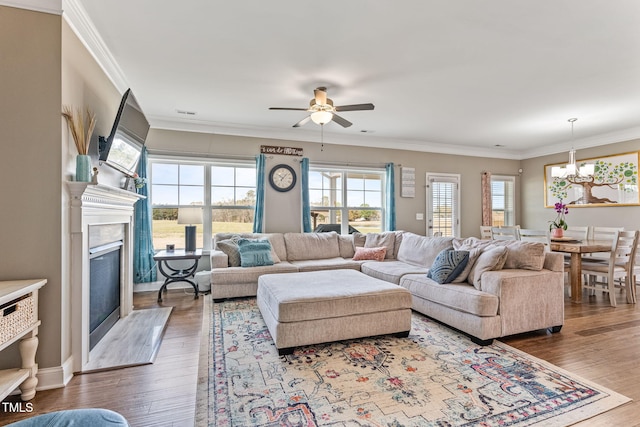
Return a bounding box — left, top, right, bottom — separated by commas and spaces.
0, 293, 35, 346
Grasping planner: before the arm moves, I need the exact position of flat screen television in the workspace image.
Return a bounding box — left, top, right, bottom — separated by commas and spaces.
98, 88, 150, 177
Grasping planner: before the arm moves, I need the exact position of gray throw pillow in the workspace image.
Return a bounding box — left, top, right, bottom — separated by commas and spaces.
217, 238, 241, 267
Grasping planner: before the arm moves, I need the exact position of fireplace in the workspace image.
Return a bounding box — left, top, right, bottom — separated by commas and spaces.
68, 183, 143, 373
89, 231, 124, 349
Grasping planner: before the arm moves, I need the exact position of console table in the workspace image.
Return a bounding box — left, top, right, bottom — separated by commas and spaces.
154, 250, 202, 302
0, 279, 46, 401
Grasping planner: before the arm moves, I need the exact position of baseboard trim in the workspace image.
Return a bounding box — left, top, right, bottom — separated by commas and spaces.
36, 356, 74, 390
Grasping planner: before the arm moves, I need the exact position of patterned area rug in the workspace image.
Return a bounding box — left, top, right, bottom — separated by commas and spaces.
196, 298, 629, 426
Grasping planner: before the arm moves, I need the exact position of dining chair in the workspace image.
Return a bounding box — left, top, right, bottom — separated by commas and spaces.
589, 226, 624, 261
519, 228, 551, 249
563, 225, 590, 240
581, 230, 639, 307
491, 226, 521, 241
480, 225, 493, 240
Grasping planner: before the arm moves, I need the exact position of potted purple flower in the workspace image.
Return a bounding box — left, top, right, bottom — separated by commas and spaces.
549, 199, 569, 238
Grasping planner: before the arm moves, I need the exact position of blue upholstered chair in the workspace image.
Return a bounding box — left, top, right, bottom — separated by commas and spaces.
6, 408, 129, 426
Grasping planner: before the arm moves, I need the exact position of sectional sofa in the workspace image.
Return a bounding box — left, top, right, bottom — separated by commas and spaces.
210, 231, 565, 344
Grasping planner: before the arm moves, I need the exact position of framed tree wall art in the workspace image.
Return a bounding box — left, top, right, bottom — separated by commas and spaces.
544, 151, 639, 207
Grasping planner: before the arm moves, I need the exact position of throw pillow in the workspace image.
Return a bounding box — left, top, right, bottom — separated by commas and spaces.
216, 238, 241, 267
502, 241, 546, 271
426, 249, 470, 284
469, 246, 508, 290
352, 246, 387, 261
236, 238, 274, 267
364, 232, 396, 259
450, 247, 483, 283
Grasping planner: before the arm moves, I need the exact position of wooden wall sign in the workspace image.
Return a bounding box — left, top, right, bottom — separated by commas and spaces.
260, 145, 303, 156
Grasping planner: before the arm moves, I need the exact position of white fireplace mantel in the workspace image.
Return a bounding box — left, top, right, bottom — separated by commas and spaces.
67, 182, 144, 373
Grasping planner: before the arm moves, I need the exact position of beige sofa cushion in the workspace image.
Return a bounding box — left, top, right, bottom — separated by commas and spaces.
284, 232, 340, 261
502, 242, 546, 271
453, 237, 546, 271
360, 260, 429, 285
364, 232, 396, 259
337, 234, 355, 258
288, 257, 361, 272
469, 246, 508, 289
396, 233, 454, 267
400, 274, 499, 317
211, 262, 298, 285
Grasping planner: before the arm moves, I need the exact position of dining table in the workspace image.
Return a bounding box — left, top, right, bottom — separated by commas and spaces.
549, 238, 613, 303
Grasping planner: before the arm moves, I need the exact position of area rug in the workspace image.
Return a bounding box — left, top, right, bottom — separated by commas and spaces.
195, 298, 630, 426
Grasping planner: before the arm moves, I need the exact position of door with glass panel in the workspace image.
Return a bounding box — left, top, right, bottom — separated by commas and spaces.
426, 173, 460, 237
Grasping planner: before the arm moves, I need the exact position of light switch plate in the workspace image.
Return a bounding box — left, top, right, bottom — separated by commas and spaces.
416, 213, 424, 220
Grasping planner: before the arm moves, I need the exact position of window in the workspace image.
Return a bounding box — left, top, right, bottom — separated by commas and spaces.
491, 175, 515, 226
211, 165, 256, 233
426, 173, 460, 237
308, 168, 385, 234
150, 160, 255, 250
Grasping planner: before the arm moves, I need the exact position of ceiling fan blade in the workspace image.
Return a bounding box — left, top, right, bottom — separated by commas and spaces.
292, 116, 311, 128
269, 107, 309, 111
334, 103, 375, 112
331, 114, 352, 128
314, 87, 327, 105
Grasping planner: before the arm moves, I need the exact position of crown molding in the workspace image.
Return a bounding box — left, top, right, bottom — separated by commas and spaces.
520, 125, 640, 159
0, 0, 61, 14
61, 0, 128, 93
148, 115, 523, 160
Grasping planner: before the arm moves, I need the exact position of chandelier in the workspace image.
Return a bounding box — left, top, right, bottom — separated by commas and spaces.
551, 118, 594, 178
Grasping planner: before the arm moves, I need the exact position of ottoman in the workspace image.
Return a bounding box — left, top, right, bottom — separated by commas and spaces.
257, 270, 412, 355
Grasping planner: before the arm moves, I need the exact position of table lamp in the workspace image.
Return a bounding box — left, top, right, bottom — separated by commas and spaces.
177, 207, 203, 252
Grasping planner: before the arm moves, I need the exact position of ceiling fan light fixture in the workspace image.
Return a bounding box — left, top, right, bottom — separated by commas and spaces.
310, 110, 333, 125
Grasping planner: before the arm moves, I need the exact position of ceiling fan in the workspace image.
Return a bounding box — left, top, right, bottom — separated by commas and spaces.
269, 87, 374, 128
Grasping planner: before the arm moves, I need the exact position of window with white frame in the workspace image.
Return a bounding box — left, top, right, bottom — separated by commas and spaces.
150, 159, 255, 250
308, 168, 385, 234
491, 175, 515, 226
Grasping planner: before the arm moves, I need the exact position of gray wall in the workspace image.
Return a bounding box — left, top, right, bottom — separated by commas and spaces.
147, 129, 523, 237
521, 138, 640, 231
0, 6, 62, 370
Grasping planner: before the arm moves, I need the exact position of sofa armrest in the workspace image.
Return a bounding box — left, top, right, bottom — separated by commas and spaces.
543, 251, 564, 272
210, 250, 229, 269
480, 269, 564, 336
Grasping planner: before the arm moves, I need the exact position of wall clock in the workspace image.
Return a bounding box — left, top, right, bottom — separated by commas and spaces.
269, 164, 297, 192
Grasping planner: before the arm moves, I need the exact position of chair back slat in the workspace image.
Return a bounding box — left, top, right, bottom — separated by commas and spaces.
491, 226, 520, 241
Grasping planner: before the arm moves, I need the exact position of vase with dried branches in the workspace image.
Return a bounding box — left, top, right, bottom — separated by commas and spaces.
62, 106, 96, 182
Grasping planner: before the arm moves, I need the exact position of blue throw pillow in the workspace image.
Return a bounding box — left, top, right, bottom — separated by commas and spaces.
237, 238, 274, 267
427, 250, 470, 284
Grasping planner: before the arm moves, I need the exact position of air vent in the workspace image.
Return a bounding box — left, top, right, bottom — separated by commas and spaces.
176, 110, 197, 116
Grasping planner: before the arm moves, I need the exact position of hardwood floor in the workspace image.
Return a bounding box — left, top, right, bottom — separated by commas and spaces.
2, 287, 640, 426
1, 290, 203, 427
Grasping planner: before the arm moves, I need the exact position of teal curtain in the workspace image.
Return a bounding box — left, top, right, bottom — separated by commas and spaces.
253, 154, 266, 233
133, 146, 157, 283
385, 163, 396, 231
301, 158, 312, 232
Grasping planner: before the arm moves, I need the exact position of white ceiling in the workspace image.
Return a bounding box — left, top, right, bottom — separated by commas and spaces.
64, 0, 640, 159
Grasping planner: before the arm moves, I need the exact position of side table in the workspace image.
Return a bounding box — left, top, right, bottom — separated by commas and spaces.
0, 279, 46, 402
154, 250, 202, 302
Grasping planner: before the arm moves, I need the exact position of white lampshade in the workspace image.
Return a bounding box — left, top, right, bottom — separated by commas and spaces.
551, 166, 565, 178
177, 207, 203, 225
310, 111, 333, 125
580, 163, 595, 176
